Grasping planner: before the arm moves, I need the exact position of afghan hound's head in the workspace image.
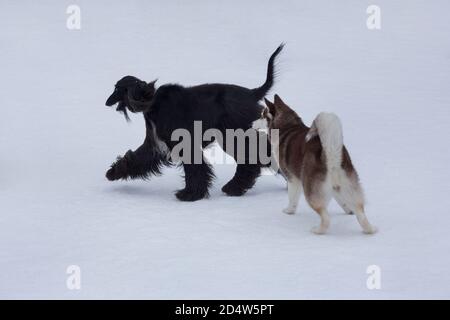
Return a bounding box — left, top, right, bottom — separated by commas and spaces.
105, 76, 157, 121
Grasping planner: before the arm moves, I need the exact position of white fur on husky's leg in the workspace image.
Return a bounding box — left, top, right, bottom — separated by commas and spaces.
311, 208, 330, 235
332, 169, 376, 234
332, 171, 359, 215
283, 179, 303, 214
334, 193, 353, 214
306, 181, 332, 234
354, 207, 377, 234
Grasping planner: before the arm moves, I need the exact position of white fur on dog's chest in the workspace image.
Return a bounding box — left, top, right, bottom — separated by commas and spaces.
150, 120, 169, 154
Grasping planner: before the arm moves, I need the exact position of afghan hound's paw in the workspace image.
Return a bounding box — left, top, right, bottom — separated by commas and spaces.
175, 188, 207, 202
221, 182, 246, 197
106, 167, 120, 181
106, 157, 128, 181
106, 165, 126, 181
282, 207, 296, 215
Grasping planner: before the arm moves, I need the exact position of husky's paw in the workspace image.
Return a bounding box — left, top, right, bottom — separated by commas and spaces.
311, 226, 327, 235
363, 225, 378, 235
282, 207, 296, 215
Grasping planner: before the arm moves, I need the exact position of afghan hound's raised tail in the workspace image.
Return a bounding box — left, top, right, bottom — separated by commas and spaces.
251, 43, 284, 100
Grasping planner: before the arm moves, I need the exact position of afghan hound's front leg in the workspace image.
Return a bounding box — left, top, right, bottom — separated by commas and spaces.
175, 155, 215, 202
106, 142, 169, 181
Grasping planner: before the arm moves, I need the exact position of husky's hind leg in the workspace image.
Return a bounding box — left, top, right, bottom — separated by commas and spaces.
334, 194, 353, 214
305, 181, 332, 235
351, 202, 377, 234
283, 178, 303, 214
310, 206, 331, 235
333, 172, 377, 234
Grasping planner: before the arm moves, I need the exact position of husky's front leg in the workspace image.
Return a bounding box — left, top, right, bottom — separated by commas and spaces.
283, 178, 303, 214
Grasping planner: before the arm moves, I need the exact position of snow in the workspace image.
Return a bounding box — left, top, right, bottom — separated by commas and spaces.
1, 0, 450, 299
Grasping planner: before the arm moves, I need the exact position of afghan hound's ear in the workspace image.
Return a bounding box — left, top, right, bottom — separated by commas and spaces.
146, 79, 157, 89
142, 79, 157, 99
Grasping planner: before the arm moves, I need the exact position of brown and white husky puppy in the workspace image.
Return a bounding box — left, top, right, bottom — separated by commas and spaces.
261, 95, 377, 234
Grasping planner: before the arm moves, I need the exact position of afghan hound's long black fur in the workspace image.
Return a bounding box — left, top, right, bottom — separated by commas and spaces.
105, 44, 283, 201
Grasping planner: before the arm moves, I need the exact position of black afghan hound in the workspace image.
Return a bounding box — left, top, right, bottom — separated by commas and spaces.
105, 44, 283, 201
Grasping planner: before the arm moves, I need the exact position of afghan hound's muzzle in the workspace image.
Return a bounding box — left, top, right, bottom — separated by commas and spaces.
106, 76, 157, 121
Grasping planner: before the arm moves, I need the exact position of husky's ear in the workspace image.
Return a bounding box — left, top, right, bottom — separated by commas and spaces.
264, 98, 276, 115
305, 121, 318, 142
273, 94, 285, 106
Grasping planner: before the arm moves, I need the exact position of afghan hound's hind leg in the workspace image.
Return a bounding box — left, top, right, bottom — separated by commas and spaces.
176, 157, 215, 201
220, 128, 266, 196
222, 164, 261, 196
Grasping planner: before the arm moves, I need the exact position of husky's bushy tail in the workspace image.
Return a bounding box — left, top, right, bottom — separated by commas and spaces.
307, 112, 344, 170
307, 112, 377, 234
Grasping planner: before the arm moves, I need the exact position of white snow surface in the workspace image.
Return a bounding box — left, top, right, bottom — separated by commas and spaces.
1, 0, 449, 299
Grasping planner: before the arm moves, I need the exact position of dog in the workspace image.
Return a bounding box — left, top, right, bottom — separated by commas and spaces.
105, 45, 284, 201
260, 95, 377, 234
